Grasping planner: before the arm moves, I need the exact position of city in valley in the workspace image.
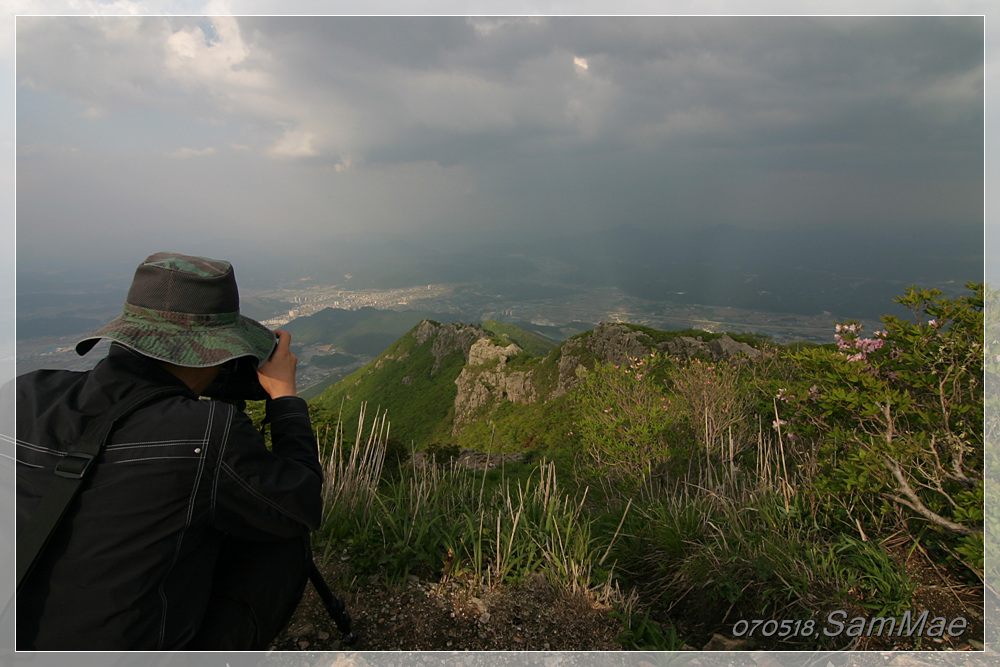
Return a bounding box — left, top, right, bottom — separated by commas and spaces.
250, 278, 849, 341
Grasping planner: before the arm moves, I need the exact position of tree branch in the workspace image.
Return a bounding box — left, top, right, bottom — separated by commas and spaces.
883, 456, 978, 536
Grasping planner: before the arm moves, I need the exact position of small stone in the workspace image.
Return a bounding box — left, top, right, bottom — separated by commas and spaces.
298, 640, 310, 649
317, 631, 330, 641
289, 623, 314, 638
478, 612, 491, 624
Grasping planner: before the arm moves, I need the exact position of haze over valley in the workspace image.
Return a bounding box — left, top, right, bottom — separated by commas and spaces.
15, 219, 981, 388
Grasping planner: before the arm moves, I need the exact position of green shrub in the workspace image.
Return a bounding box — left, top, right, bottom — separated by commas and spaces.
573, 353, 679, 489
780, 282, 983, 564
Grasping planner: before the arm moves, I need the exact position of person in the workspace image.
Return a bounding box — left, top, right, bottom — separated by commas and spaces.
15, 251, 322, 650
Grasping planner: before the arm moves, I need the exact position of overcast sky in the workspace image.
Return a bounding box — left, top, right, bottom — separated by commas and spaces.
12, 11, 986, 277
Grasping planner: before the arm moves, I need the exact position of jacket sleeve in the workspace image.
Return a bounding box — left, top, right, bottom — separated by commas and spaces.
210, 397, 323, 541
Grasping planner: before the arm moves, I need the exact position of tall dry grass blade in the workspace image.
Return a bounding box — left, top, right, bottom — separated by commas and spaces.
320, 401, 390, 523
598, 497, 632, 567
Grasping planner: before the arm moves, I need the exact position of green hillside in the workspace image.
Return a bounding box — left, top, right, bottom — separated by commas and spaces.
310, 321, 478, 447
285, 306, 461, 356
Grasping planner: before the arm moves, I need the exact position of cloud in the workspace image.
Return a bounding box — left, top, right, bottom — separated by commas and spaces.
266, 128, 319, 159
166, 146, 216, 158
17, 16, 983, 172
13, 14, 985, 260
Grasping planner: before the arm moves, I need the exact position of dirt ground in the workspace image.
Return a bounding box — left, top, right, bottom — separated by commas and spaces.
270, 538, 988, 654
270, 554, 625, 652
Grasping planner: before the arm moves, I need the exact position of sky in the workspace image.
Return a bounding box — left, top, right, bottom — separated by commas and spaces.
9, 9, 987, 281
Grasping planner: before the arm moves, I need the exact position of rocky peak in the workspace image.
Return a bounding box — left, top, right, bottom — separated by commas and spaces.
411, 319, 488, 374
661, 334, 761, 361
550, 323, 655, 397
453, 339, 534, 429
467, 338, 522, 368
551, 324, 762, 398
584, 323, 653, 367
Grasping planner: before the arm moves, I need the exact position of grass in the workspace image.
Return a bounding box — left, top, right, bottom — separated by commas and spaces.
312, 403, 928, 650
316, 408, 628, 605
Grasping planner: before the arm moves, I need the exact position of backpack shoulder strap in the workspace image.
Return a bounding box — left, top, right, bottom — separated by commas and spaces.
16, 385, 189, 592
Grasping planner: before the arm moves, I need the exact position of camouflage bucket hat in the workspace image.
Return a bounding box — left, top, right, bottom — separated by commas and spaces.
76, 252, 276, 368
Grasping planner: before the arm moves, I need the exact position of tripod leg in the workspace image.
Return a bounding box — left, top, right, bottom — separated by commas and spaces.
307, 559, 357, 645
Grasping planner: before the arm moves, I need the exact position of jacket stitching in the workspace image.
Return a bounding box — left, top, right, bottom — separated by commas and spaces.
16, 440, 64, 456
110, 456, 201, 464
158, 401, 214, 648
219, 462, 304, 521
106, 440, 204, 449
211, 403, 233, 523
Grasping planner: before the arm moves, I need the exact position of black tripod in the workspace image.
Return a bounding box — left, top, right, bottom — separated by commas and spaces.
307, 559, 357, 645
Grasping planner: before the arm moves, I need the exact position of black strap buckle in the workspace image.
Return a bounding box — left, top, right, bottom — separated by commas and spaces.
54, 452, 95, 479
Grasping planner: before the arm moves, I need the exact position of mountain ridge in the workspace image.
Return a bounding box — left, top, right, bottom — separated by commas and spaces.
310, 318, 766, 451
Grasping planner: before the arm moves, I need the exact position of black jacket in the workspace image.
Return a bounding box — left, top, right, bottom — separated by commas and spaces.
15, 345, 323, 650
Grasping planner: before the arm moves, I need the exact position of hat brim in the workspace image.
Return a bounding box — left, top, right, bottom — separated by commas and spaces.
76, 306, 276, 368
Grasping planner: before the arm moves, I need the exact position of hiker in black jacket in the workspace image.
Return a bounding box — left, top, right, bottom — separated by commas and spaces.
15, 252, 322, 650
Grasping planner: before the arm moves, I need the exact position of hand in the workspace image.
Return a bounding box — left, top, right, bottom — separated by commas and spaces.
257, 330, 298, 399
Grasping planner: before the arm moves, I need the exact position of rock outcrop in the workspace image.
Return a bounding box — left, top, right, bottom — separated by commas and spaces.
582, 323, 652, 367
662, 334, 761, 361
551, 324, 762, 398
409, 318, 765, 439
412, 320, 487, 374
453, 338, 536, 429
552, 323, 655, 397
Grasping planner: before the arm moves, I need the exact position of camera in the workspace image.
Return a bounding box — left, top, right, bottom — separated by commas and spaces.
203, 335, 279, 404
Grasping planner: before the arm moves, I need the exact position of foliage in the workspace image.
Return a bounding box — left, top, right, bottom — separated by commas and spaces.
670, 356, 754, 477
452, 396, 578, 456
318, 452, 627, 604
779, 282, 984, 564
573, 353, 680, 488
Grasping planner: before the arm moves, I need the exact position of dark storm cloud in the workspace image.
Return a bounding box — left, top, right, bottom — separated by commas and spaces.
14, 14, 984, 262
235, 16, 983, 181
